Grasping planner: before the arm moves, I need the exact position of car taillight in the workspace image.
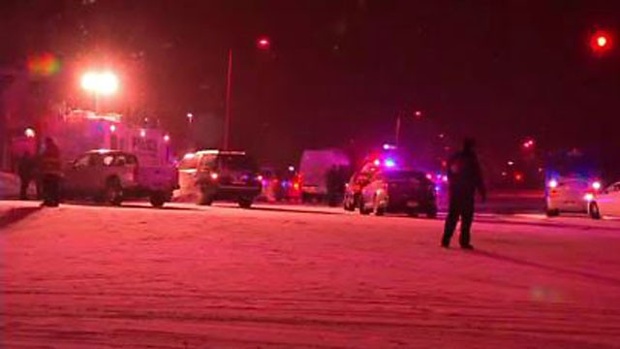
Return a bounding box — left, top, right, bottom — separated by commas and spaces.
210, 172, 219, 180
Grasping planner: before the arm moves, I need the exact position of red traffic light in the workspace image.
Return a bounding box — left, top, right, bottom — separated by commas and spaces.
256, 37, 271, 50
590, 30, 612, 54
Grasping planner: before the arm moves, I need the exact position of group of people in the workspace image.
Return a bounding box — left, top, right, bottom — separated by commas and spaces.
15, 137, 63, 207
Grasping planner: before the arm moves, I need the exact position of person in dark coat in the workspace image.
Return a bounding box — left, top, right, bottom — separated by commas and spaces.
441, 138, 486, 249
39, 137, 63, 207
326, 165, 340, 207
17, 151, 36, 200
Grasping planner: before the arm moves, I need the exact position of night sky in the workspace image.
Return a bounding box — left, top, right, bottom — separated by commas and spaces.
1, 0, 620, 170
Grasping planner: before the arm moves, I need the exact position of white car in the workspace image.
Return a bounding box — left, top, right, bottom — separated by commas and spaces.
545, 176, 601, 216
588, 181, 620, 219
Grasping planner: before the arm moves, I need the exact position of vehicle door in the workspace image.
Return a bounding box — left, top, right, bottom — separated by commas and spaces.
372, 172, 389, 205
112, 153, 138, 188
64, 154, 91, 194
599, 183, 620, 216
197, 153, 218, 188
177, 154, 199, 195
83, 153, 109, 194
361, 171, 383, 205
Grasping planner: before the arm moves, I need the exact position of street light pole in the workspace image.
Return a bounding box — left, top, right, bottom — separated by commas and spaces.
394, 109, 421, 147
222, 37, 270, 151
223, 48, 233, 150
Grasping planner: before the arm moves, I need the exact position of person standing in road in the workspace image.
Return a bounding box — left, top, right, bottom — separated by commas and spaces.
17, 151, 36, 200
441, 138, 486, 249
39, 137, 63, 207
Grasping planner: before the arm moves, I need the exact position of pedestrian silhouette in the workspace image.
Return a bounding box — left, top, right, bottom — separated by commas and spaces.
441, 138, 486, 249
39, 137, 63, 207
17, 151, 36, 200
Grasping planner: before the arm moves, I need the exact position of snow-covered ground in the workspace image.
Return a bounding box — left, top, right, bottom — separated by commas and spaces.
1, 200, 620, 348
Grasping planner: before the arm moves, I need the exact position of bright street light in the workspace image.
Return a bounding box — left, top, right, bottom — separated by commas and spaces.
81, 71, 119, 112
81, 71, 119, 95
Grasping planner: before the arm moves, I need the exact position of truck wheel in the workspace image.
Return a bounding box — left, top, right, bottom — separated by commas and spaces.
104, 179, 123, 206
545, 208, 560, 217
149, 192, 166, 208
407, 209, 419, 218
238, 197, 253, 209
198, 192, 213, 206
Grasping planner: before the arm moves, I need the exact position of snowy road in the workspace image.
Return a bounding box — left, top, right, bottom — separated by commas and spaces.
1, 200, 620, 348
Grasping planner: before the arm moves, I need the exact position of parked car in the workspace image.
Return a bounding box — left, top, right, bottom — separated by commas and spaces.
545, 176, 601, 216
358, 169, 437, 218
587, 181, 620, 219
63, 149, 178, 207
177, 150, 262, 208
544, 149, 601, 217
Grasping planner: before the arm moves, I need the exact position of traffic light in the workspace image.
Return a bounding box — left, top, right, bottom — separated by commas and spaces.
590, 30, 612, 55
256, 37, 271, 50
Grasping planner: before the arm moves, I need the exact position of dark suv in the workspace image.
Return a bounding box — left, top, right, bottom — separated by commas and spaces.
178, 150, 262, 208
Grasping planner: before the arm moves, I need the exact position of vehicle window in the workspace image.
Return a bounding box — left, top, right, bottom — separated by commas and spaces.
103, 155, 114, 166
219, 154, 257, 171
88, 154, 99, 166
355, 172, 372, 185
178, 156, 198, 170
126, 155, 138, 165
114, 154, 127, 166
199, 154, 217, 169
74, 155, 90, 168
360, 163, 379, 173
